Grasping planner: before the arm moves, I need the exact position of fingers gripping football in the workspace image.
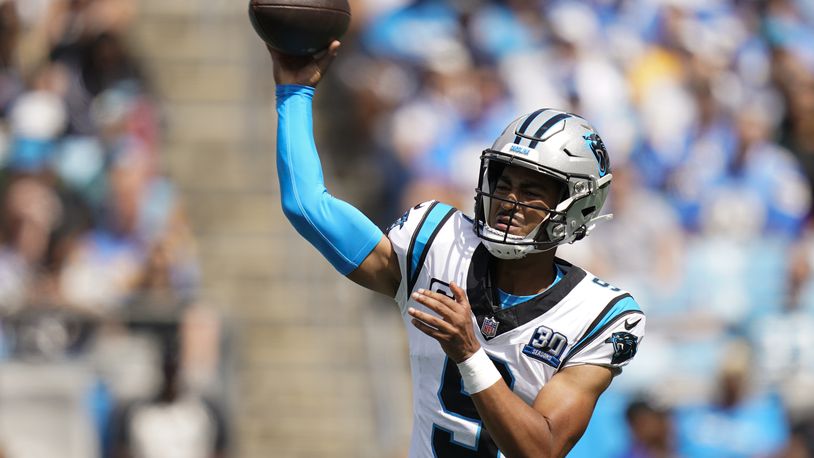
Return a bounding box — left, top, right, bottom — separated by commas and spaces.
408, 282, 482, 363
268, 40, 340, 87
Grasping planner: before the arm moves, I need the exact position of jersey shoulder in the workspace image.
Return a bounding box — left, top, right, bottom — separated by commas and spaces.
387, 201, 474, 304
558, 268, 646, 372
386, 200, 472, 249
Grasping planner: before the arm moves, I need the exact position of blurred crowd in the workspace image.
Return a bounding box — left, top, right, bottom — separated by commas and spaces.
2, 0, 814, 456
0, 1, 225, 457
334, 0, 814, 456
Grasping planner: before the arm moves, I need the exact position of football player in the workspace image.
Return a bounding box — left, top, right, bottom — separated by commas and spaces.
270, 41, 645, 458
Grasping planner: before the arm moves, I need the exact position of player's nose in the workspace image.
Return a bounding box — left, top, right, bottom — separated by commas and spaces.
498, 197, 513, 211
500, 189, 521, 207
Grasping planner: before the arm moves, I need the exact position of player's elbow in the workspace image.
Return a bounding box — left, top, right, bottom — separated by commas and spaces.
281, 199, 316, 240
280, 191, 306, 227
279, 187, 329, 237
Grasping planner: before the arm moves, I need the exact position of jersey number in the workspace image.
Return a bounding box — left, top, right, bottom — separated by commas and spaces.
592, 277, 620, 292
432, 357, 514, 457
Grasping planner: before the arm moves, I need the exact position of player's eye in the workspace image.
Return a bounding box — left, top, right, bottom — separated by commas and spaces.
522, 188, 545, 201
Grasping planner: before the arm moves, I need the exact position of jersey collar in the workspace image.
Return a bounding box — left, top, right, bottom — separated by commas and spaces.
466, 244, 587, 339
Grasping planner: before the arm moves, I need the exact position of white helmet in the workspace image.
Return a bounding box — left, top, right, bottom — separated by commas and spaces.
474, 109, 613, 259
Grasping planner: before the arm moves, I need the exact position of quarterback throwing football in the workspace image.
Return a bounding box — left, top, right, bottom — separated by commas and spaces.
270, 41, 645, 458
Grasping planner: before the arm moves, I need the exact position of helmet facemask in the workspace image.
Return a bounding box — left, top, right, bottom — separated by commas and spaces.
473, 109, 614, 259
473, 149, 612, 259
474, 152, 569, 259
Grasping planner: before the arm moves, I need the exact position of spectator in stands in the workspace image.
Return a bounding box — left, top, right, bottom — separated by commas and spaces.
0, 2, 219, 457
0, 1, 22, 116
746, 226, 814, 457
577, 163, 685, 309
619, 397, 676, 458
110, 344, 227, 458
698, 94, 810, 240
674, 340, 790, 457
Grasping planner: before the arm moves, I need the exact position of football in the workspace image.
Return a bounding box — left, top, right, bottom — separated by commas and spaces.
248, 0, 351, 56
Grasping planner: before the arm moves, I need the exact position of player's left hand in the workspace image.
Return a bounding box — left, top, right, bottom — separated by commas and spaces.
408, 282, 481, 363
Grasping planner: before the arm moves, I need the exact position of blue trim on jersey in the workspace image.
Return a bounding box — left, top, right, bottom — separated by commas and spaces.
276, 85, 383, 275
410, 202, 454, 279
497, 290, 539, 309
496, 265, 564, 309
572, 296, 641, 349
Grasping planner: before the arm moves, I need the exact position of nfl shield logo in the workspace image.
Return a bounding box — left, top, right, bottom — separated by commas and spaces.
481, 317, 499, 339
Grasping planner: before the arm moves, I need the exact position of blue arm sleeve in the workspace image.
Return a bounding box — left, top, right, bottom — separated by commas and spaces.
276, 84, 383, 275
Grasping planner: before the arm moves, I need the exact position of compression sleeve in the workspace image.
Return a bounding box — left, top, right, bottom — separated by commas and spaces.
276, 84, 383, 275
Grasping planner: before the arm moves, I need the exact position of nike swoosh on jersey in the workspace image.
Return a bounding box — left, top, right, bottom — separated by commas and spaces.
624, 317, 642, 330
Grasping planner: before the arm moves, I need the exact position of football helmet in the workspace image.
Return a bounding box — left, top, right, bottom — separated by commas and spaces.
474, 109, 613, 259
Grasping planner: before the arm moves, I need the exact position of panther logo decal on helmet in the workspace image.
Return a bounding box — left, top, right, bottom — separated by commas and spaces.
583, 133, 609, 177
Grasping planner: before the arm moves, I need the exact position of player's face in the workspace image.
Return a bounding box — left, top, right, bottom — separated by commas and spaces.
488, 165, 562, 237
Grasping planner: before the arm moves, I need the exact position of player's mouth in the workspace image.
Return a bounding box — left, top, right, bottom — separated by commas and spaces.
494, 215, 524, 234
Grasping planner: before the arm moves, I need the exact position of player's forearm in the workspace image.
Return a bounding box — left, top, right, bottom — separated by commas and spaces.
275, 85, 382, 274
472, 382, 558, 458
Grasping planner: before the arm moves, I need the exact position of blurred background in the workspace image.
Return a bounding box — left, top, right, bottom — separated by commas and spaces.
0, 0, 812, 457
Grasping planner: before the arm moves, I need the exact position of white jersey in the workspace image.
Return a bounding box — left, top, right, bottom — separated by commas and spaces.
386, 201, 646, 458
